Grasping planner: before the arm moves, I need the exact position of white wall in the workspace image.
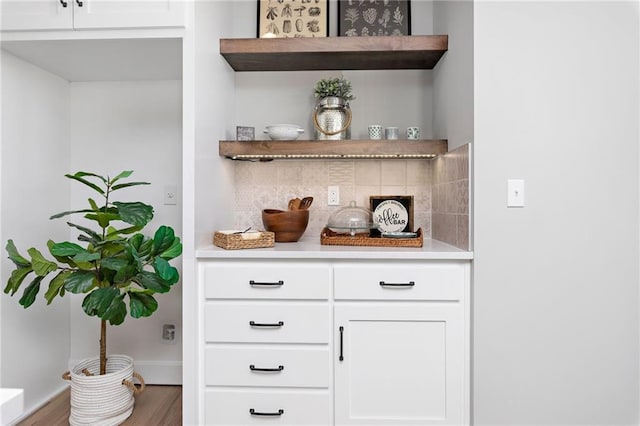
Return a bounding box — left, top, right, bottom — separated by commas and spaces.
0, 50, 71, 414
473, 2, 639, 424
68, 80, 183, 383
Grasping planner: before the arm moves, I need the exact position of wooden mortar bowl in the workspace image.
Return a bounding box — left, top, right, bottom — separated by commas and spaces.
262, 209, 309, 242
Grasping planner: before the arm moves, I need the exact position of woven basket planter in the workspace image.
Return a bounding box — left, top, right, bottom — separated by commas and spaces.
62, 355, 145, 426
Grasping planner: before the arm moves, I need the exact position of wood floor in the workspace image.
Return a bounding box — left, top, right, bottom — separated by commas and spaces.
18, 385, 182, 426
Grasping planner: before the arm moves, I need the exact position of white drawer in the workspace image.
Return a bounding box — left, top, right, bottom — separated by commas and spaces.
205, 302, 330, 343
204, 262, 330, 300
205, 389, 330, 425
205, 346, 329, 388
334, 262, 465, 301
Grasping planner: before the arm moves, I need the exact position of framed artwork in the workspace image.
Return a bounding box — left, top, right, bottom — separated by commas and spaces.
236, 126, 255, 141
338, 0, 411, 37
257, 0, 329, 38
370, 195, 414, 236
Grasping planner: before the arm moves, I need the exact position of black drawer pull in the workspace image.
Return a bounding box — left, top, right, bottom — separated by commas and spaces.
60, 0, 68, 7
250, 364, 284, 372
249, 320, 284, 328
339, 326, 344, 361
379, 281, 415, 288
250, 408, 284, 416
75, 0, 83, 6
249, 280, 284, 287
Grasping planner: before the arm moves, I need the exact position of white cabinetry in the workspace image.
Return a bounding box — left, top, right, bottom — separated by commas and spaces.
202, 261, 332, 425
1, 0, 185, 31
200, 258, 470, 425
333, 263, 468, 425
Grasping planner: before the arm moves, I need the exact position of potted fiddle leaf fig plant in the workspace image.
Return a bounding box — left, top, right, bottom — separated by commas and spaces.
3, 170, 182, 426
312, 76, 354, 140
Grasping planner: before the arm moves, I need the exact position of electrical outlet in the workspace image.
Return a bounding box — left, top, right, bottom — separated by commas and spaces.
328, 186, 340, 206
162, 324, 176, 344
164, 185, 177, 205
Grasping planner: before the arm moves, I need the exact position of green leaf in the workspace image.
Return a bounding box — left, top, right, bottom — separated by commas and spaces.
45, 271, 71, 304
88, 198, 101, 212
49, 209, 94, 220
100, 257, 129, 272
5, 267, 33, 295
64, 270, 97, 293
152, 226, 175, 255
160, 237, 182, 260
84, 212, 120, 228
82, 287, 127, 325
110, 170, 133, 183
6, 240, 31, 267
111, 182, 150, 191
73, 171, 108, 184
65, 173, 105, 195
153, 257, 179, 285
107, 225, 143, 238
129, 292, 158, 318
72, 251, 100, 263
19, 276, 43, 308
27, 248, 58, 277
113, 202, 154, 227
49, 241, 84, 257
114, 264, 138, 284
67, 222, 102, 245
136, 271, 171, 293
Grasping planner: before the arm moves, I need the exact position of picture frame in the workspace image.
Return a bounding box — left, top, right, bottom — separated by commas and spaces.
338, 0, 411, 37
236, 126, 255, 141
257, 0, 329, 38
370, 195, 414, 236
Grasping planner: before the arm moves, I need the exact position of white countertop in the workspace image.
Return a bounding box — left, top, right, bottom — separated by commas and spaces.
197, 237, 473, 260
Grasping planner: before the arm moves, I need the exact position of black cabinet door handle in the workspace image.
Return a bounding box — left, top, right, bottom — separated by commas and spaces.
75, 0, 83, 6
249, 320, 284, 328
249, 364, 284, 372
60, 0, 68, 7
249, 280, 284, 287
379, 281, 415, 287
339, 326, 344, 361
250, 408, 284, 416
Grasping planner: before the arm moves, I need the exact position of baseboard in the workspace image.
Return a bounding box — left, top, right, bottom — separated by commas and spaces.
68, 359, 183, 385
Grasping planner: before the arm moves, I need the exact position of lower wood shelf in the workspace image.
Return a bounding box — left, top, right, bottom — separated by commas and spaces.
219, 140, 448, 160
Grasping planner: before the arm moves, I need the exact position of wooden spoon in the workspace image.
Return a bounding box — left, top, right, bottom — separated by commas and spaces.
300, 196, 314, 209
288, 198, 301, 210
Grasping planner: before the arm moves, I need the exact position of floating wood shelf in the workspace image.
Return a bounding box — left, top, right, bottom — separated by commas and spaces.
219, 140, 448, 160
219, 35, 448, 71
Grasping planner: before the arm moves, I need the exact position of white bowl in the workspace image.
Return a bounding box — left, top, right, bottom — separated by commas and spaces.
264, 124, 305, 140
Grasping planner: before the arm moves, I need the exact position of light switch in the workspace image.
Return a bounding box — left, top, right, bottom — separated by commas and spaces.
164, 185, 178, 205
507, 179, 525, 207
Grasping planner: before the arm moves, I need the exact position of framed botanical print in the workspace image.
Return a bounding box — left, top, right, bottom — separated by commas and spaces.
338, 0, 411, 37
257, 0, 329, 38
370, 195, 414, 236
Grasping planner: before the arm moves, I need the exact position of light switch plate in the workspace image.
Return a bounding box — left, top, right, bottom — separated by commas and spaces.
507, 179, 525, 207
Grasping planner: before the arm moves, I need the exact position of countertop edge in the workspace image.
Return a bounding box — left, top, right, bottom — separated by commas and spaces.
196, 238, 473, 260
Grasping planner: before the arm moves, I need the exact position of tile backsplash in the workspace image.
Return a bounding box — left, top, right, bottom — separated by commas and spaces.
233, 143, 470, 249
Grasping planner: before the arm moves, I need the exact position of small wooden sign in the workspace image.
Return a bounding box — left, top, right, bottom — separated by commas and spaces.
370, 195, 414, 236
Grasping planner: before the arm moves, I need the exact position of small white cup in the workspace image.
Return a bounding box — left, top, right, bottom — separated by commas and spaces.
368, 125, 383, 140
407, 126, 420, 140
385, 127, 399, 140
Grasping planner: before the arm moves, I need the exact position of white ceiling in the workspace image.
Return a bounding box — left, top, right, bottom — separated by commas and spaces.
1, 38, 182, 82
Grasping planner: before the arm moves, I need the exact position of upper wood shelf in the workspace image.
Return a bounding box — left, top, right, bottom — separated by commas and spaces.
219, 35, 448, 71
220, 140, 448, 160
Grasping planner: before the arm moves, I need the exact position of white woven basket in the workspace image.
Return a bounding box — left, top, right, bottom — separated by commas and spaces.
63, 355, 144, 426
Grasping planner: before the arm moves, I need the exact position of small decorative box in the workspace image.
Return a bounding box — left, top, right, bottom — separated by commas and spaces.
213, 230, 275, 250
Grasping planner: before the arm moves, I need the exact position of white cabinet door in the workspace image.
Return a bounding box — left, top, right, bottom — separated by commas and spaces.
1, 1, 73, 31
0, 0, 184, 31
334, 304, 465, 425
73, 0, 185, 29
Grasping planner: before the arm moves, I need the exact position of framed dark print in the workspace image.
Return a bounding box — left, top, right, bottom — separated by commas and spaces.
370, 195, 414, 236
257, 0, 329, 38
338, 0, 411, 37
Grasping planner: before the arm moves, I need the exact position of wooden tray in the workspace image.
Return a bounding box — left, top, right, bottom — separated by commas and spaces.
320, 228, 423, 248
214, 231, 275, 250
